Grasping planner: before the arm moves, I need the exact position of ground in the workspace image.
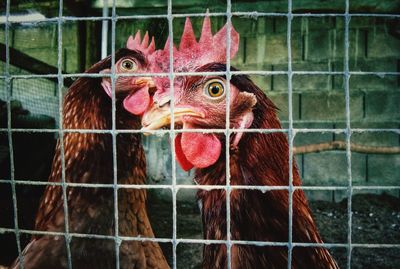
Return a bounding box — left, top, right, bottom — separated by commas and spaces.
1, 192, 398, 268
147, 193, 400, 269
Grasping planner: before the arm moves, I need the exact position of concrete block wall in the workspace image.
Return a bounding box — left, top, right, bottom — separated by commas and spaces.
0, 22, 80, 74
1, 13, 399, 202
0, 22, 79, 126
232, 16, 400, 201
0, 67, 61, 126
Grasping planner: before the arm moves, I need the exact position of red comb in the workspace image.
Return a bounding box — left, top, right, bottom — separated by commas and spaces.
126, 30, 155, 56
177, 16, 239, 68
149, 15, 240, 102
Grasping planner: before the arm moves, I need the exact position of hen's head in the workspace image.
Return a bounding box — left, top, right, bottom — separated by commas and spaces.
63, 33, 158, 130
143, 63, 257, 170
139, 17, 260, 170
99, 31, 156, 116
141, 15, 241, 130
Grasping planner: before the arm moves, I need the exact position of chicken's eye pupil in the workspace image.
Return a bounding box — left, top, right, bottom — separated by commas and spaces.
121, 59, 136, 71
211, 86, 220, 94
124, 61, 132, 69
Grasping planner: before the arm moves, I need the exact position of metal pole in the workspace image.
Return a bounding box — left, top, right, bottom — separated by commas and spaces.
101, 0, 109, 59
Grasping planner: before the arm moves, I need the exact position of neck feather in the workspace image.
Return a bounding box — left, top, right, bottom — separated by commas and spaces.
196, 95, 338, 269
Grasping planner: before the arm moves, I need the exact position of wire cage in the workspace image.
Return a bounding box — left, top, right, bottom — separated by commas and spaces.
0, 0, 399, 269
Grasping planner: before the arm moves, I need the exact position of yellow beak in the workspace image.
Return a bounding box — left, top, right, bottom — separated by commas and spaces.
141, 104, 204, 131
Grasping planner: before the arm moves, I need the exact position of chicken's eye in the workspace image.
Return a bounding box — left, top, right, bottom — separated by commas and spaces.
120, 59, 137, 72
205, 80, 225, 98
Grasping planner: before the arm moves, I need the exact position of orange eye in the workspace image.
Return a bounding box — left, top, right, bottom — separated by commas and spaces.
206, 81, 225, 98
120, 59, 137, 71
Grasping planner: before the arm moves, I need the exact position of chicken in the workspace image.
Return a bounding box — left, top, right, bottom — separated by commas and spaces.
141, 20, 339, 269
10, 33, 169, 269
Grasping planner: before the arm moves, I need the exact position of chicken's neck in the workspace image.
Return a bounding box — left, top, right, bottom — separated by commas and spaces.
195, 108, 338, 269
33, 80, 167, 263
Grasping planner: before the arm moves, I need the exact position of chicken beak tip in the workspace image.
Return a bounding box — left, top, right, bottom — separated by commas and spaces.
140, 128, 152, 136
142, 106, 204, 131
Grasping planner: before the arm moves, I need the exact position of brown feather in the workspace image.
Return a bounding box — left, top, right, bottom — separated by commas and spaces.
192, 64, 339, 269
11, 49, 169, 269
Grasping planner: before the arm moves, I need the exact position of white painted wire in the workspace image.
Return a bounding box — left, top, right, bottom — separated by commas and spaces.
226, 0, 233, 268
167, 1, 178, 268
110, 0, 122, 267
344, 1, 353, 268
4, 0, 24, 268
0, 12, 399, 25
56, 0, 73, 268
287, 0, 294, 267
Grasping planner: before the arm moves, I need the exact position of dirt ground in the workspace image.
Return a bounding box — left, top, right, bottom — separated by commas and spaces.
1, 192, 398, 268
147, 193, 400, 269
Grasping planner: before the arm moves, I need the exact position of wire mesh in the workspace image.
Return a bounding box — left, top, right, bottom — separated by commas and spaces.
1, 1, 400, 269
56, 0, 73, 267
287, 1, 294, 267
344, 1, 353, 268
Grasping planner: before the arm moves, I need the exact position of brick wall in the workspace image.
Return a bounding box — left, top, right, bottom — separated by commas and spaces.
140, 16, 400, 201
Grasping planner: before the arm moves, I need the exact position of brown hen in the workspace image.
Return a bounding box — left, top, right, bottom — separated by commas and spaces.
142, 18, 339, 269
10, 38, 169, 269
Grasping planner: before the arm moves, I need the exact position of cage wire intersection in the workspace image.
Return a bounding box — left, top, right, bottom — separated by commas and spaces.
1, 0, 400, 269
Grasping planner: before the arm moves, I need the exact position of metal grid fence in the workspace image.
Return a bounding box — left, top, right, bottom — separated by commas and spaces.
1, 0, 400, 269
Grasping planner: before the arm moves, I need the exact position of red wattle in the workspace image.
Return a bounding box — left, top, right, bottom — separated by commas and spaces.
175, 134, 194, 171
180, 132, 221, 169
123, 86, 150, 115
